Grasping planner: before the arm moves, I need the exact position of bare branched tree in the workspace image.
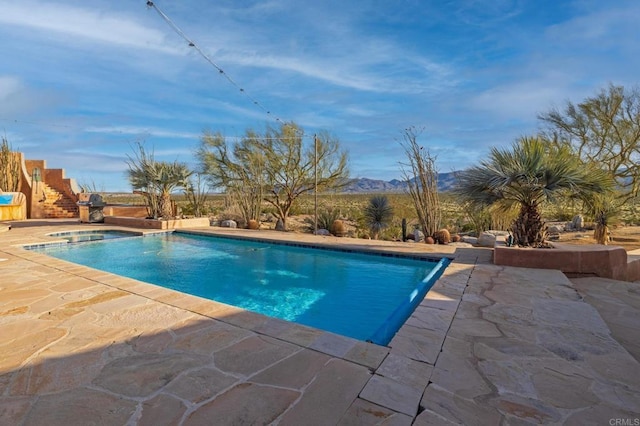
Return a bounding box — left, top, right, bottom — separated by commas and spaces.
197, 123, 349, 230
197, 131, 264, 226
399, 127, 441, 238
539, 84, 640, 204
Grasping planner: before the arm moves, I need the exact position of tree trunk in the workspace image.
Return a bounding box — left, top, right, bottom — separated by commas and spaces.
160, 192, 173, 219
512, 203, 546, 247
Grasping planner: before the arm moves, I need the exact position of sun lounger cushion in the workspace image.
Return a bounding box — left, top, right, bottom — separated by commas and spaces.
0, 194, 14, 205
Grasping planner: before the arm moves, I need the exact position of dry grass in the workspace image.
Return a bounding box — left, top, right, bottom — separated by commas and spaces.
101, 191, 640, 249
559, 226, 640, 251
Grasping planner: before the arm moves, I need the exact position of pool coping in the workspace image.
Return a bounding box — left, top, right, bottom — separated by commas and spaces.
2, 222, 482, 422
3, 221, 638, 423
13, 225, 462, 352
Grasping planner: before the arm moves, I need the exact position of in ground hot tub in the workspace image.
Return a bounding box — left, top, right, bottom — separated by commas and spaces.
48, 229, 142, 243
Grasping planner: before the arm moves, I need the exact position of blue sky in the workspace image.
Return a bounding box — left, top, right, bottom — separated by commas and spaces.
1, 0, 638, 191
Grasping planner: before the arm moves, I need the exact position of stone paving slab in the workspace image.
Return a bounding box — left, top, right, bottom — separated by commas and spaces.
2, 222, 640, 424
426, 264, 640, 424
571, 276, 640, 362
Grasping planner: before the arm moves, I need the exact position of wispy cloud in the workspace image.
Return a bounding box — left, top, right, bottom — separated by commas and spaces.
85, 125, 200, 140
0, 1, 181, 54
1, 0, 636, 189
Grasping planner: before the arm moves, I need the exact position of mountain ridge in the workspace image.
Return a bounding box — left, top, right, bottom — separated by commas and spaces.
343, 171, 458, 193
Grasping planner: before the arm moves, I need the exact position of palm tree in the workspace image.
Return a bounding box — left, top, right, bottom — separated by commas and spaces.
155, 162, 192, 219
363, 195, 393, 240
126, 143, 192, 219
455, 137, 612, 247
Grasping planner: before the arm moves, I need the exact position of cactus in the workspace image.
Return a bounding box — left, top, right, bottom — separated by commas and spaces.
331, 219, 347, 237
434, 229, 451, 244
0, 137, 20, 192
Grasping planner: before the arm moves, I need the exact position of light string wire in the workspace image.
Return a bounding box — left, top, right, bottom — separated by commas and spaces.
145, 0, 285, 126
3, 2, 310, 141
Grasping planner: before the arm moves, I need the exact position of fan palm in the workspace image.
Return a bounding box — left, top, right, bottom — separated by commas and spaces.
363, 195, 394, 240
455, 137, 613, 247
154, 162, 192, 219
127, 144, 192, 219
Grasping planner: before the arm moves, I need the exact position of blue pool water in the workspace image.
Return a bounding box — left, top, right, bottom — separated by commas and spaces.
32, 232, 448, 344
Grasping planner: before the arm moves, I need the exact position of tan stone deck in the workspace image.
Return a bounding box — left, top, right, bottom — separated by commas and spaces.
1, 220, 639, 425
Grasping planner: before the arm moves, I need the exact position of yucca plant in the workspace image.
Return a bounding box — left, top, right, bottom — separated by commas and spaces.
363, 195, 393, 240
455, 137, 613, 247
583, 192, 620, 245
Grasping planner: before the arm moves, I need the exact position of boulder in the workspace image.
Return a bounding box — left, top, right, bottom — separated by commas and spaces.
425, 236, 435, 244
461, 236, 478, 245
275, 219, 285, 231
314, 229, 330, 236
548, 224, 564, 233
413, 229, 425, 243
221, 219, 237, 228
477, 232, 497, 247
247, 219, 260, 230
572, 215, 584, 230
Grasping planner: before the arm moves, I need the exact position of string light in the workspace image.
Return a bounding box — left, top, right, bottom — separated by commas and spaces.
145, 1, 284, 125
0, 118, 78, 129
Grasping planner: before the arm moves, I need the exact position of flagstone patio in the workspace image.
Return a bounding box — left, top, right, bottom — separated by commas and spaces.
1, 220, 638, 425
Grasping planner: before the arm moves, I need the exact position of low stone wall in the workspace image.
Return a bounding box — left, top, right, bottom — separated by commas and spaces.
494, 241, 629, 281
104, 216, 211, 229
626, 252, 640, 282
102, 205, 148, 218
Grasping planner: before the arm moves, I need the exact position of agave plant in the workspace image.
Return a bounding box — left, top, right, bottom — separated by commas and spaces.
304, 208, 341, 233
455, 137, 612, 247
363, 195, 393, 240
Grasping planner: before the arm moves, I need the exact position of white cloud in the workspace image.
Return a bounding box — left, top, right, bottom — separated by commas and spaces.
0, 76, 22, 99
85, 125, 199, 140
546, 3, 640, 44
469, 81, 567, 121
0, 1, 182, 54
0, 75, 64, 116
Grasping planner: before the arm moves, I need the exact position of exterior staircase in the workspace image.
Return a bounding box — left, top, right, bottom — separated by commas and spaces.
41, 183, 78, 218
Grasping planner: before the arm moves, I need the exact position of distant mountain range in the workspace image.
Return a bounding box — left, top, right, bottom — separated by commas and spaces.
343, 171, 458, 193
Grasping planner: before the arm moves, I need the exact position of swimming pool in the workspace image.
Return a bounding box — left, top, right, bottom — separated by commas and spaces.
31, 232, 449, 345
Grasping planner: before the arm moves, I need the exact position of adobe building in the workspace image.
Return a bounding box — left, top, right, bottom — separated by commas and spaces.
1, 152, 79, 220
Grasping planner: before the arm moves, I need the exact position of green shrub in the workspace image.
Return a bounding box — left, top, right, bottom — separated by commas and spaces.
304, 208, 341, 232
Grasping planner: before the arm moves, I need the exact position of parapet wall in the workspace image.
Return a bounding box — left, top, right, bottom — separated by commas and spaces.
494, 241, 629, 281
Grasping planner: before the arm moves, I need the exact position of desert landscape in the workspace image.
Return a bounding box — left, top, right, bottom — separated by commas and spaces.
99, 191, 640, 251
